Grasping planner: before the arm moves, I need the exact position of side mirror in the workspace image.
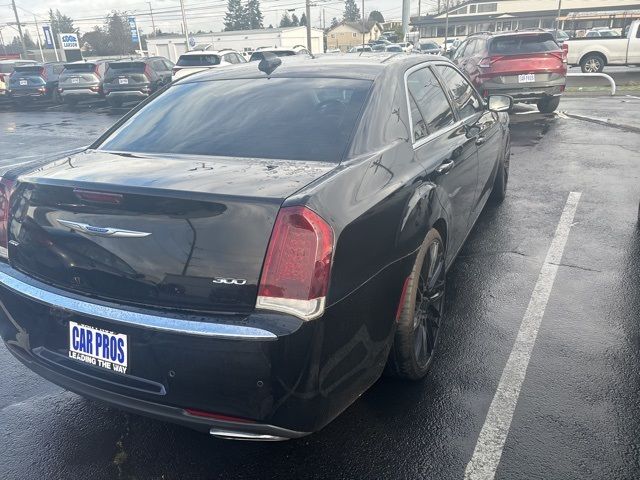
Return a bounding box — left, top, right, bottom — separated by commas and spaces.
487, 94, 513, 112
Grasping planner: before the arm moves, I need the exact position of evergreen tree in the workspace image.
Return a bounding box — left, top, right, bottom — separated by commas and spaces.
343, 0, 360, 22
368, 10, 384, 23
224, 0, 247, 31
48, 8, 75, 49
300, 13, 307, 26
245, 0, 263, 29
279, 12, 292, 28
105, 11, 133, 55
291, 13, 299, 27
330, 17, 340, 28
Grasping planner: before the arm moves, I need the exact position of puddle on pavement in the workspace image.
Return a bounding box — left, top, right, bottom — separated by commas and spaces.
509, 113, 557, 148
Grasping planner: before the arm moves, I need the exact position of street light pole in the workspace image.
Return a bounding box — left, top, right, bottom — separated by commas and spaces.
361, 0, 365, 47
444, 0, 450, 53
33, 15, 45, 62
555, 0, 563, 33
147, 1, 157, 37
11, 0, 27, 58
305, 0, 312, 52
179, 0, 190, 51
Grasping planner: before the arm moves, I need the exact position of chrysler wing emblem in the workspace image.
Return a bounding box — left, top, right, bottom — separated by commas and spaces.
57, 219, 151, 238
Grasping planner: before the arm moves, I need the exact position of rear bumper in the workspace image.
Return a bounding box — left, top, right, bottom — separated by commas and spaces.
479, 76, 566, 102
0, 257, 404, 438
105, 91, 149, 100
61, 88, 102, 99
9, 89, 48, 101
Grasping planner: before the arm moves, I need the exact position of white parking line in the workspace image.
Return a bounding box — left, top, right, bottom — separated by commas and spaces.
464, 191, 582, 480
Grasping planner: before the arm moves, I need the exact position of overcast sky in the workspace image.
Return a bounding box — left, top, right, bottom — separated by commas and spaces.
2, 0, 440, 41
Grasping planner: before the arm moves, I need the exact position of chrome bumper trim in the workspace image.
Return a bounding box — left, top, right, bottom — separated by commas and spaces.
0, 267, 277, 340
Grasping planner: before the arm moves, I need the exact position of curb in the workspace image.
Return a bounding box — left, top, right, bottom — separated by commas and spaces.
561, 112, 640, 134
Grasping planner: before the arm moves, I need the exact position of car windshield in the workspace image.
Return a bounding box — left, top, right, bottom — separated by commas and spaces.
98, 77, 372, 162
420, 42, 439, 49
489, 33, 559, 54
249, 51, 295, 61
177, 54, 221, 66
104, 62, 145, 78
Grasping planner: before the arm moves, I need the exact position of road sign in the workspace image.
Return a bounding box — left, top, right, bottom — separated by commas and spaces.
128, 17, 139, 44
42, 25, 54, 48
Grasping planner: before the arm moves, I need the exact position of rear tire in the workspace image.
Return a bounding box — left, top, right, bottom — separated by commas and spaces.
386, 228, 446, 380
107, 98, 123, 109
537, 96, 560, 114
580, 53, 605, 73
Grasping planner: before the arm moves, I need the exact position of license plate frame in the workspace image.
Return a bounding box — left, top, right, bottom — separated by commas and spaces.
68, 321, 129, 374
118, 78, 129, 85
71, 77, 80, 84
19, 79, 28, 86
518, 74, 536, 83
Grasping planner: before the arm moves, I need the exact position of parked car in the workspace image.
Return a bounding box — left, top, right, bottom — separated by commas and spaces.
453, 30, 567, 113
545, 29, 571, 44
58, 60, 110, 106
415, 39, 442, 55
385, 44, 404, 52
7, 62, 66, 106
371, 44, 386, 52
249, 46, 310, 61
584, 28, 618, 38
172, 49, 245, 80
347, 44, 373, 53
442, 38, 460, 53
397, 42, 414, 52
102, 57, 174, 108
566, 20, 640, 72
0, 59, 37, 102
0, 54, 511, 440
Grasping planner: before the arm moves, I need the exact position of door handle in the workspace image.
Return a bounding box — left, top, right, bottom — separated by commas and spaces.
475, 136, 486, 146
436, 159, 455, 175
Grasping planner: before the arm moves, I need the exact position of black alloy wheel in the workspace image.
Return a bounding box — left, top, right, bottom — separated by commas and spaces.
386, 228, 446, 380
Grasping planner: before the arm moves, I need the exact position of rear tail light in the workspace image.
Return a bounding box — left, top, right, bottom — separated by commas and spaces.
0, 178, 15, 259
184, 408, 254, 424
89, 86, 100, 92
478, 56, 503, 70
561, 44, 568, 63
256, 206, 334, 321
40, 67, 47, 81
144, 64, 153, 81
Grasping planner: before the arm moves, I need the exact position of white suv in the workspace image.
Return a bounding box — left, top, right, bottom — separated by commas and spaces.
248, 46, 310, 61
172, 49, 245, 81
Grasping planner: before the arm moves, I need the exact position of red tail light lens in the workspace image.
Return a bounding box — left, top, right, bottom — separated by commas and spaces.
256, 206, 334, 320
0, 178, 15, 259
184, 408, 254, 424
144, 64, 153, 81
561, 43, 569, 63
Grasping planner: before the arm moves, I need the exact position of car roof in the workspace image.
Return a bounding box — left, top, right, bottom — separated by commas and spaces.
179, 50, 236, 56
176, 54, 449, 83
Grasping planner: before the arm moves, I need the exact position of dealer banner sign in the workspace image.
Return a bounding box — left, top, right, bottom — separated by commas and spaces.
60, 33, 80, 50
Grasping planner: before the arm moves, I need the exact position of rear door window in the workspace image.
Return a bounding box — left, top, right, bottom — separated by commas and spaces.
151, 59, 166, 72
407, 67, 455, 135
434, 65, 484, 120
489, 33, 559, 54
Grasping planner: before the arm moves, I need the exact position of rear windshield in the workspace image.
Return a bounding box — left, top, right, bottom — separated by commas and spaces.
0, 62, 35, 74
98, 78, 372, 162
420, 42, 439, 49
14, 66, 42, 74
105, 62, 145, 77
489, 34, 559, 54
177, 54, 221, 66
249, 51, 295, 61
63, 63, 97, 72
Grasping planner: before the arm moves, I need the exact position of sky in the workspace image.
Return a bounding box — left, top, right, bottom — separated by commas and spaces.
1, 0, 440, 42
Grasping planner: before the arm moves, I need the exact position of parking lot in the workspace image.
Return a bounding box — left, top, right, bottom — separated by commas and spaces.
0, 92, 638, 479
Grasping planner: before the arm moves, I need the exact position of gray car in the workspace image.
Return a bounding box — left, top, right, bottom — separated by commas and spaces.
58, 61, 110, 106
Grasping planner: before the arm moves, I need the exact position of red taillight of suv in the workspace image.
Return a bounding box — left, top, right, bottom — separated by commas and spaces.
0, 178, 15, 259
143, 64, 153, 81
256, 206, 334, 321
562, 43, 569, 63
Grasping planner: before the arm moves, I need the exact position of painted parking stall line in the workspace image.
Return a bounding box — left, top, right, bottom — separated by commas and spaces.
464, 191, 582, 480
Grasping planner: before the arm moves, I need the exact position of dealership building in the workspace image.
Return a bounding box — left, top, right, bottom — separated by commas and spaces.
145, 26, 324, 62
411, 0, 640, 41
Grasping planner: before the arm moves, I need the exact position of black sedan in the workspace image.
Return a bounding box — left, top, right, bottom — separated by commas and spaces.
0, 54, 511, 440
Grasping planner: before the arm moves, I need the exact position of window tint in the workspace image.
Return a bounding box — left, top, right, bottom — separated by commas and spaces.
407, 67, 455, 134
435, 65, 483, 119
489, 33, 559, 54
98, 78, 372, 163
453, 40, 468, 59
151, 59, 166, 71
408, 95, 428, 141
163, 59, 175, 69
176, 54, 221, 66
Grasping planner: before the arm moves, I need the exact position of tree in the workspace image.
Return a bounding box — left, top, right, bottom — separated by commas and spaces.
300, 13, 307, 26
267, 24, 273, 29
48, 9, 75, 49
82, 26, 111, 56
279, 12, 292, 28
224, 0, 247, 31
343, 0, 360, 22
368, 10, 384, 24
245, 0, 263, 29
330, 17, 340, 28
106, 11, 133, 55
291, 13, 299, 27
22, 31, 36, 49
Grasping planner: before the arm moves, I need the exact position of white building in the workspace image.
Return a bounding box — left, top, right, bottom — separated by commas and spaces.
146, 26, 324, 62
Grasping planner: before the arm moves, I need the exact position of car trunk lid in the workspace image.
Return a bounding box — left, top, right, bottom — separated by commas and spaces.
104, 62, 149, 90
8, 150, 335, 314
483, 33, 566, 77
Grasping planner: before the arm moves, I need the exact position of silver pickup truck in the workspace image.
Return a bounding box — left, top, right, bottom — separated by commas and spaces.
566, 20, 640, 72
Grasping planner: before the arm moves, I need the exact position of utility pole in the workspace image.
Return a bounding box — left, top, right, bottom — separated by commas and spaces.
444, 0, 450, 53
179, 0, 190, 51
555, 0, 563, 33
11, 0, 28, 58
322, 8, 326, 30
305, 0, 312, 53
402, 0, 410, 39
147, 1, 157, 37
33, 16, 45, 62
418, 0, 421, 18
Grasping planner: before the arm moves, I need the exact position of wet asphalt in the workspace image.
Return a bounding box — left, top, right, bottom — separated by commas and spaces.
0, 96, 639, 480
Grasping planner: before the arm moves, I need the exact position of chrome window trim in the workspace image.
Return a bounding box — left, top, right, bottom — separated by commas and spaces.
0, 266, 277, 341
404, 61, 464, 149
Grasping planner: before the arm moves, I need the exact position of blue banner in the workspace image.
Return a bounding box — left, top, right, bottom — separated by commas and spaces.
42, 25, 54, 48
128, 17, 139, 45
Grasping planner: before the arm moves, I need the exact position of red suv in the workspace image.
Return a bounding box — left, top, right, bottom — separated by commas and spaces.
452, 31, 566, 113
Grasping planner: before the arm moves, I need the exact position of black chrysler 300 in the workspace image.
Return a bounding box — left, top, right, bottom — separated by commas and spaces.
0, 54, 511, 440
